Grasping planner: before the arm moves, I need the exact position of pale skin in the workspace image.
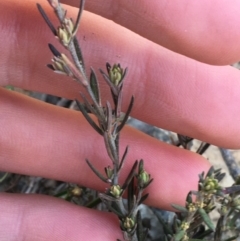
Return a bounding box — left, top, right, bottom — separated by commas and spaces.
1, 0, 240, 240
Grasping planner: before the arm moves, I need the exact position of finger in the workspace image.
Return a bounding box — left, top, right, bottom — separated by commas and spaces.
64, 0, 240, 65
0, 88, 210, 209
0, 193, 119, 241
2, 0, 240, 148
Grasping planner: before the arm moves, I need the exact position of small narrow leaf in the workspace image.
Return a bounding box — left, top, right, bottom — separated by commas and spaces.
75, 99, 103, 135
99, 69, 118, 96
121, 160, 138, 191
206, 166, 215, 178
216, 173, 225, 182
138, 159, 144, 174
116, 89, 123, 117
196, 142, 210, 155
47, 64, 55, 71
198, 172, 205, 183
85, 159, 109, 183
86, 197, 102, 208
37, 3, 57, 36
174, 230, 185, 241
228, 211, 240, 227
90, 68, 100, 104
103, 132, 118, 164
118, 146, 129, 172
73, 37, 85, 71
224, 185, 240, 194
127, 177, 135, 211
54, 190, 69, 198
79, 93, 97, 115
171, 204, 188, 213
177, 134, 193, 148
117, 96, 134, 133
106, 62, 111, 74
138, 193, 149, 205
72, 0, 85, 35
214, 215, 224, 241
141, 178, 153, 189
197, 208, 215, 231
48, 43, 61, 57
121, 67, 128, 82
106, 101, 112, 133
186, 191, 193, 204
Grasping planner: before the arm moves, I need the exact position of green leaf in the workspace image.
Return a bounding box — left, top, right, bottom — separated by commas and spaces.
72, 0, 85, 35
174, 230, 185, 241
121, 160, 138, 191
117, 96, 134, 133
224, 185, 240, 194
75, 99, 103, 135
103, 132, 119, 164
177, 134, 193, 149
214, 215, 224, 241
85, 159, 109, 183
79, 92, 98, 116
171, 204, 188, 213
138, 193, 149, 205
186, 191, 193, 204
197, 208, 215, 231
106, 101, 112, 132
86, 197, 102, 208
0, 172, 8, 183
90, 68, 100, 104
36, 3, 57, 36
206, 166, 215, 177
141, 178, 154, 189
73, 37, 85, 70
54, 190, 69, 199
196, 142, 210, 155
228, 211, 240, 228
127, 177, 135, 211
118, 146, 129, 172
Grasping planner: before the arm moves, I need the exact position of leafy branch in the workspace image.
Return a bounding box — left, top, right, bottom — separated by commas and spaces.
37, 1, 152, 240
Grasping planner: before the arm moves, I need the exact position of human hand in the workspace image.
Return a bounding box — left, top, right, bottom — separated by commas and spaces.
1, 0, 240, 240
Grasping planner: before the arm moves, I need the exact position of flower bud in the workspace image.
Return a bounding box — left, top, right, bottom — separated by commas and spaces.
57, 27, 71, 46
180, 221, 189, 231
110, 185, 122, 198
123, 217, 135, 231
64, 18, 74, 33
203, 177, 220, 193
71, 186, 82, 197
187, 203, 196, 212
51, 56, 72, 76
138, 170, 151, 188
109, 64, 124, 86
52, 59, 66, 73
